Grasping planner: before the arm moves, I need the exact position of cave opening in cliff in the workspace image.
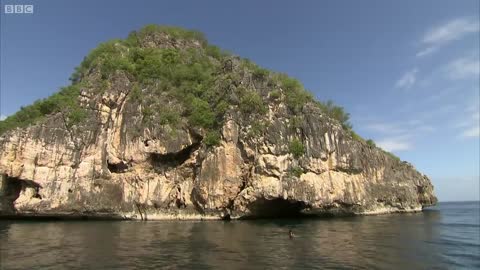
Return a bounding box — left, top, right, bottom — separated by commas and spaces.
107, 160, 129, 173
0, 175, 22, 213
245, 198, 310, 219
1, 175, 42, 214
149, 141, 201, 170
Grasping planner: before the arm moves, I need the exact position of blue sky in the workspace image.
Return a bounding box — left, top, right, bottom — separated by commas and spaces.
1, 0, 479, 201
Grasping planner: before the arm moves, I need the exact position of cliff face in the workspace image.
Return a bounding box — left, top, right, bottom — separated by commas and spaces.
0, 27, 436, 220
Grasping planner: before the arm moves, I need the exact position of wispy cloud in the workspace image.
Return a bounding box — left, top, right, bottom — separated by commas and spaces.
376, 137, 412, 152
444, 57, 480, 80
461, 126, 480, 138
395, 68, 418, 89
366, 123, 406, 134
414, 53, 479, 90
458, 103, 480, 138
417, 17, 479, 57
425, 87, 457, 103
422, 18, 479, 44
363, 119, 435, 152
416, 47, 438, 58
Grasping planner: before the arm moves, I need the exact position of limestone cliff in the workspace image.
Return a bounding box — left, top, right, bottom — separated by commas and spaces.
0, 26, 436, 220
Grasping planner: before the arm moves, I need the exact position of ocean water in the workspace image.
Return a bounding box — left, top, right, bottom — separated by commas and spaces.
0, 202, 478, 270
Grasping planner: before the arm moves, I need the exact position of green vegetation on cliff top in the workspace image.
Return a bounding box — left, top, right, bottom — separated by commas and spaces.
0, 25, 395, 158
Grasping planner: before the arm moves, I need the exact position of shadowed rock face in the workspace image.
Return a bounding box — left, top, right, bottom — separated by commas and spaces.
0, 31, 436, 220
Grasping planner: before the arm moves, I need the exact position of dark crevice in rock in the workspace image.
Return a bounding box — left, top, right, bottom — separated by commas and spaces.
331, 167, 363, 175
0, 175, 42, 214
107, 160, 130, 173
243, 198, 309, 219
190, 187, 206, 215
98, 87, 132, 177
224, 139, 253, 213
134, 201, 148, 221
149, 141, 201, 171
237, 139, 254, 162
174, 187, 187, 208
226, 180, 248, 212
0, 175, 23, 213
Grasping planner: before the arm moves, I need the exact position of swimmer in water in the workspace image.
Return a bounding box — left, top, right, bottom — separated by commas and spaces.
289, 229, 295, 239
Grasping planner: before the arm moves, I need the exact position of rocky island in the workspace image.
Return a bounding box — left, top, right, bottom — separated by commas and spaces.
0, 26, 437, 220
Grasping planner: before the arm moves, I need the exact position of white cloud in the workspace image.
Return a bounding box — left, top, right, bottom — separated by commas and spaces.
461, 126, 480, 138
364, 119, 436, 152
416, 47, 438, 57
444, 57, 480, 80
458, 104, 480, 138
366, 120, 435, 136
414, 54, 479, 93
417, 17, 480, 57
422, 18, 479, 44
395, 68, 418, 89
366, 123, 406, 134
0, 115, 6, 121
376, 137, 412, 152
426, 87, 457, 103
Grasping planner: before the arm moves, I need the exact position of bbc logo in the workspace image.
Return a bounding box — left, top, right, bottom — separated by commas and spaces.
4, 5, 34, 14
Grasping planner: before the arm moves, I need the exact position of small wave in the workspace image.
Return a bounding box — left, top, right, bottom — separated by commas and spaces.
430, 238, 480, 249
438, 222, 480, 228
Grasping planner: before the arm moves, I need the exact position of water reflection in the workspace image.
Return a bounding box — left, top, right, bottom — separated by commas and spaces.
0, 202, 478, 270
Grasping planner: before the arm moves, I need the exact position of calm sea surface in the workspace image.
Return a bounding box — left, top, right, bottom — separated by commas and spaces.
0, 201, 479, 270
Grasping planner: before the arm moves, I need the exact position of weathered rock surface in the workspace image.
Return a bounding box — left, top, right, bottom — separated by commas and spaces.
0, 29, 436, 220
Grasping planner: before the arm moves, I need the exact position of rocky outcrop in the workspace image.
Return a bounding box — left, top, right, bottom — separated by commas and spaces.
0, 28, 436, 220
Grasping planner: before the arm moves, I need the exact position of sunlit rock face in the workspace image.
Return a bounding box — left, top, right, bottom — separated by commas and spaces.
0, 29, 436, 220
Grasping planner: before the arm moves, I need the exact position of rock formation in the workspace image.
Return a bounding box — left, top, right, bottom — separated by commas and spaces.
0, 26, 437, 220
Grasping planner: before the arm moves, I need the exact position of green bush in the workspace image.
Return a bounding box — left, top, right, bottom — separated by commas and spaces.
214, 100, 230, 119
0, 84, 84, 135
277, 74, 302, 91
366, 139, 376, 148
252, 66, 269, 80
129, 84, 143, 101
160, 49, 179, 66
66, 108, 87, 128
380, 149, 401, 162
136, 49, 166, 83
158, 108, 180, 126
206, 45, 224, 60
317, 100, 352, 130
247, 120, 267, 138
70, 40, 125, 83
273, 73, 312, 112
289, 166, 304, 178
204, 131, 220, 147
124, 31, 139, 47
188, 98, 215, 128
239, 91, 267, 115
289, 139, 305, 158
142, 106, 154, 123
137, 25, 207, 45
269, 90, 281, 100
351, 131, 364, 142
101, 53, 135, 79
290, 116, 304, 129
